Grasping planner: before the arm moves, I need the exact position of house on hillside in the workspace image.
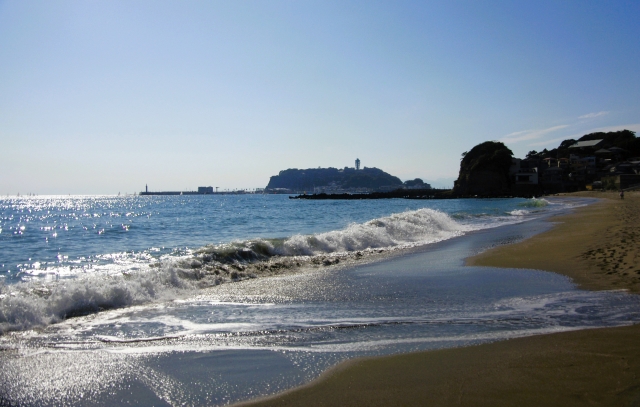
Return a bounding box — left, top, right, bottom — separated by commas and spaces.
541, 167, 564, 192
515, 168, 538, 184
569, 139, 604, 150
542, 157, 558, 168
558, 158, 569, 170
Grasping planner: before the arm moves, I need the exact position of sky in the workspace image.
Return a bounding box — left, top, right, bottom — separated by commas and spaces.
1, 0, 639, 194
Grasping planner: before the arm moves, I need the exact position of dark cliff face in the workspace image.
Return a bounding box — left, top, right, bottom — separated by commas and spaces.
266, 167, 403, 191
453, 141, 514, 196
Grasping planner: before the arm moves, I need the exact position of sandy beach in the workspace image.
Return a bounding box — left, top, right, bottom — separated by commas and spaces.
470, 191, 640, 293
240, 191, 640, 407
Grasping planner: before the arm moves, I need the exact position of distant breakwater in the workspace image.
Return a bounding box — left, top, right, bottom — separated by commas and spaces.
290, 189, 452, 200
290, 189, 543, 200
139, 191, 258, 196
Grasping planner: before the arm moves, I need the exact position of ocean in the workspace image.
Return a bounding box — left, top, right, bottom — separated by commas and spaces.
2, 195, 640, 406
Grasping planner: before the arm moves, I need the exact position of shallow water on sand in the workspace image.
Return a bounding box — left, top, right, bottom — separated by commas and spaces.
3, 216, 640, 406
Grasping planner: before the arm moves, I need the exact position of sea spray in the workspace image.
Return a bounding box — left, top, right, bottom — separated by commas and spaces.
506, 198, 551, 216
517, 198, 550, 208
281, 208, 463, 255
0, 208, 466, 334
0, 267, 184, 333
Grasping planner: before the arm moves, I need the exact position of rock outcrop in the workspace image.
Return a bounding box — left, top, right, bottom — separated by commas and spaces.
453, 141, 514, 196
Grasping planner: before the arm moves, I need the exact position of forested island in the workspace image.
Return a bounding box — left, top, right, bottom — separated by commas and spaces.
266, 167, 430, 194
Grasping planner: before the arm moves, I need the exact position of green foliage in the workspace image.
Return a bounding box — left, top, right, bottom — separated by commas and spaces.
267, 167, 403, 190
454, 141, 514, 195
604, 178, 618, 190
579, 129, 635, 144
403, 178, 425, 187
539, 130, 638, 159
460, 141, 514, 173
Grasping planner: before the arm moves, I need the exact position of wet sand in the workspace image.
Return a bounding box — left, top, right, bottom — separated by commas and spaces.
470, 191, 640, 293
239, 191, 640, 407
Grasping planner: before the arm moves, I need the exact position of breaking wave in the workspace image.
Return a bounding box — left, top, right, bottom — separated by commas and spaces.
518, 198, 549, 208
505, 198, 551, 217
0, 269, 188, 333
508, 209, 529, 216
0, 208, 466, 334
281, 207, 464, 255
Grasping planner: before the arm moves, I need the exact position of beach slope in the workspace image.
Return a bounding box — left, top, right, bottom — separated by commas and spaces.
469, 192, 640, 293
240, 192, 640, 407
241, 324, 640, 407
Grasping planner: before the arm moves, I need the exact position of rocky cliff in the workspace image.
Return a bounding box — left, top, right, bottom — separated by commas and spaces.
453, 141, 514, 196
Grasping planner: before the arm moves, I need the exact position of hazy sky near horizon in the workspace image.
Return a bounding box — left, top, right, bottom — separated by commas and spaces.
2, 1, 639, 194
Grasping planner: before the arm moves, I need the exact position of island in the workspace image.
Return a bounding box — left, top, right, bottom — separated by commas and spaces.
265, 162, 431, 194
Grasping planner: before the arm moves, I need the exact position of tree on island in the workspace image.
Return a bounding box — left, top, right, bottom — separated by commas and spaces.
453, 141, 514, 196
265, 167, 403, 191
403, 178, 426, 187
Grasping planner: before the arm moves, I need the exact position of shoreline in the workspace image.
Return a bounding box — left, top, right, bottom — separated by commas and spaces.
238, 191, 640, 407
469, 191, 640, 293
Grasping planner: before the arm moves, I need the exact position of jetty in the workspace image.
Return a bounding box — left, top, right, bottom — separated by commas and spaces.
290, 189, 452, 200
139, 185, 263, 196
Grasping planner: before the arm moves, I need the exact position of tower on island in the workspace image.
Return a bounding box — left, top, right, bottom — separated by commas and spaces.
146, 184, 148, 193
355, 158, 360, 170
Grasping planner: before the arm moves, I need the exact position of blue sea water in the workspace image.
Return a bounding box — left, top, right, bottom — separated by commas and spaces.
2, 195, 640, 406
0, 194, 554, 282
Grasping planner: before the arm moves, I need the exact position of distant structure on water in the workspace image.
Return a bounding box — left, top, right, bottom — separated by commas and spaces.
139, 185, 262, 196
198, 186, 214, 194
355, 158, 360, 171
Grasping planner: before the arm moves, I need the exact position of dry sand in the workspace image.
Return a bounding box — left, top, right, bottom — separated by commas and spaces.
239, 192, 640, 407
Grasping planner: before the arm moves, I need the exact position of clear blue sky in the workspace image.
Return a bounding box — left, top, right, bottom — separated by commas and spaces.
1, 0, 639, 194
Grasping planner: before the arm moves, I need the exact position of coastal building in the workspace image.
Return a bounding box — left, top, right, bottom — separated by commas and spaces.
515, 168, 538, 185
558, 158, 569, 170
581, 156, 596, 168
510, 159, 541, 197
569, 139, 604, 150
197, 186, 214, 194
542, 157, 558, 168
355, 158, 360, 170
541, 167, 564, 192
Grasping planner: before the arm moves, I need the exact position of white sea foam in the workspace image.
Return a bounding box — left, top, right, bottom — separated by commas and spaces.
280, 208, 466, 255
0, 208, 469, 334
518, 198, 550, 208
3, 197, 573, 337
508, 209, 529, 216
0, 267, 197, 334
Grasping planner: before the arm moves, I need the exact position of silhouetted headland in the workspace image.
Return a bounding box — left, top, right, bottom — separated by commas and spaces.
292, 129, 640, 200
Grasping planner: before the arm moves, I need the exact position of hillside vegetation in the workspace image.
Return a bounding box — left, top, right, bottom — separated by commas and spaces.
266, 167, 403, 192
453, 141, 514, 196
